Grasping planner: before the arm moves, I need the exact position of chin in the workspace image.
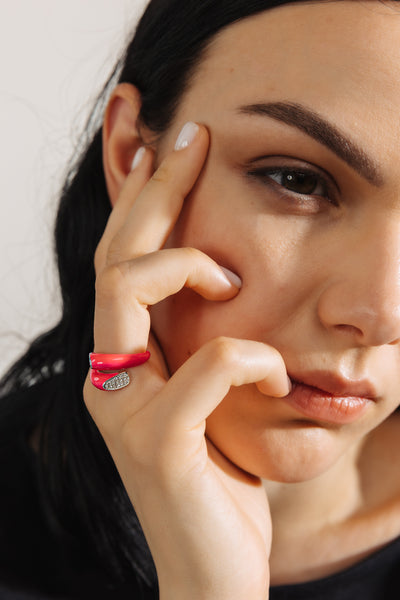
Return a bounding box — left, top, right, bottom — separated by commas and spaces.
206, 420, 345, 483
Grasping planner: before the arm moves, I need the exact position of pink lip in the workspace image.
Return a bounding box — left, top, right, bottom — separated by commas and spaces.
283, 372, 377, 425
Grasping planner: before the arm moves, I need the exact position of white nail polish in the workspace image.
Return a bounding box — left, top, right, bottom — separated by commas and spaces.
174, 122, 199, 151
220, 266, 242, 288
131, 147, 145, 170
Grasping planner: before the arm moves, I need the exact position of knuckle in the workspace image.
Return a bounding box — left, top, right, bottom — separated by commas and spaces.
207, 336, 240, 367
181, 246, 205, 264
95, 263, 126, 302
182, 246, 202, 259
150, 163, 173, 186
104, 236, 125, 267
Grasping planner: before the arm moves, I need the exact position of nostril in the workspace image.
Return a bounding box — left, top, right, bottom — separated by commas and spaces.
334, 324, 363, 337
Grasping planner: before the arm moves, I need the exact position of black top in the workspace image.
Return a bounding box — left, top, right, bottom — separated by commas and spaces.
0, 383, 399, 599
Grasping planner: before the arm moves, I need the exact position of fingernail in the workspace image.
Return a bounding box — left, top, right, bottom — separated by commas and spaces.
286, 376, 292, 394
131, 146, 145, 170
174, 122, 199, 151
220, 266, 242, 289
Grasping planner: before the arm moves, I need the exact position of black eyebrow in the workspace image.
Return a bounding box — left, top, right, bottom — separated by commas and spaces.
238, 101, 383, 187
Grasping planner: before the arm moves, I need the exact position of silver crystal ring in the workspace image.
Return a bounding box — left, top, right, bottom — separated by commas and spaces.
89, 351, 151, 392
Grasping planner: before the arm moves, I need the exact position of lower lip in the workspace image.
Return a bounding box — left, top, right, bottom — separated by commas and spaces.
282, 382, 372, 425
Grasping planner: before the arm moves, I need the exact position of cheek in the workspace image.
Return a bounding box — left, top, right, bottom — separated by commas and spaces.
150, 165, 325, 371
150, 231, 311, 377
148, 181, 360, 481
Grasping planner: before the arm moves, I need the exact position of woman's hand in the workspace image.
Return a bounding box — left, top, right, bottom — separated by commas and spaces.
83, 122, 290, 600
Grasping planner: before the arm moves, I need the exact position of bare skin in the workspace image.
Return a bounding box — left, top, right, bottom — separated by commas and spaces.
85, 129, 284, 598
84, 1, 400, 597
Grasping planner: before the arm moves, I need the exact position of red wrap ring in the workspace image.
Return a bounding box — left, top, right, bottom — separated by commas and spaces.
89, 351, 151, 391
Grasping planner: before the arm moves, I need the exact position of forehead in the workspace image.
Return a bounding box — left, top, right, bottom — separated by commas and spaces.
196, 1, 400, 95
175, 1, 400, 160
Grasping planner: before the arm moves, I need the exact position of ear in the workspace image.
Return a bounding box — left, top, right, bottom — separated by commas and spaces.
102, 83, 149, 207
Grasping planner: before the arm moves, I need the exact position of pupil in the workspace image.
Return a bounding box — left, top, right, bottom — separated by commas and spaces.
283, 171, 316, 194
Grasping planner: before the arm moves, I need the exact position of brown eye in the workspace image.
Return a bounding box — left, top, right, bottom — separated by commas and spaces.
269, 169, 325, 195
246, 162, 338, 208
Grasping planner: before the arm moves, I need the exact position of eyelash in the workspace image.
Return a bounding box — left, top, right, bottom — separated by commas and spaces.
247, 165, 338, 207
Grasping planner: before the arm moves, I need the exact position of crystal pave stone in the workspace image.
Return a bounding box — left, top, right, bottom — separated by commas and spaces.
103, 371, 130, 391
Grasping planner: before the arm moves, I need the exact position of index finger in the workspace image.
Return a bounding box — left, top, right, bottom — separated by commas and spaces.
107, 122, 210, 264
94, 147, 155, 274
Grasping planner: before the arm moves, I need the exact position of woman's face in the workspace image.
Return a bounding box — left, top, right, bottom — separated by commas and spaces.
150, 0, 400, 482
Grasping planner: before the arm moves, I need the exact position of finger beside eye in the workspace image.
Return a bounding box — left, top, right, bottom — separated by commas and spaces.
107, 124, 209, 263
95, 147, 155, 273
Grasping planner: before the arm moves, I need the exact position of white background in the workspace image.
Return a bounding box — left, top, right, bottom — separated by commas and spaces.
0, 1, 148, 376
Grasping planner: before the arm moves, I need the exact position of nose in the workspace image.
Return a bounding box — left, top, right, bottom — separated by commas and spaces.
317, 218, 400, 347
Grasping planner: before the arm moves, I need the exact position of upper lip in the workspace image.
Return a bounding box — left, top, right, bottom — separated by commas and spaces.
288, 371, 378, 399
